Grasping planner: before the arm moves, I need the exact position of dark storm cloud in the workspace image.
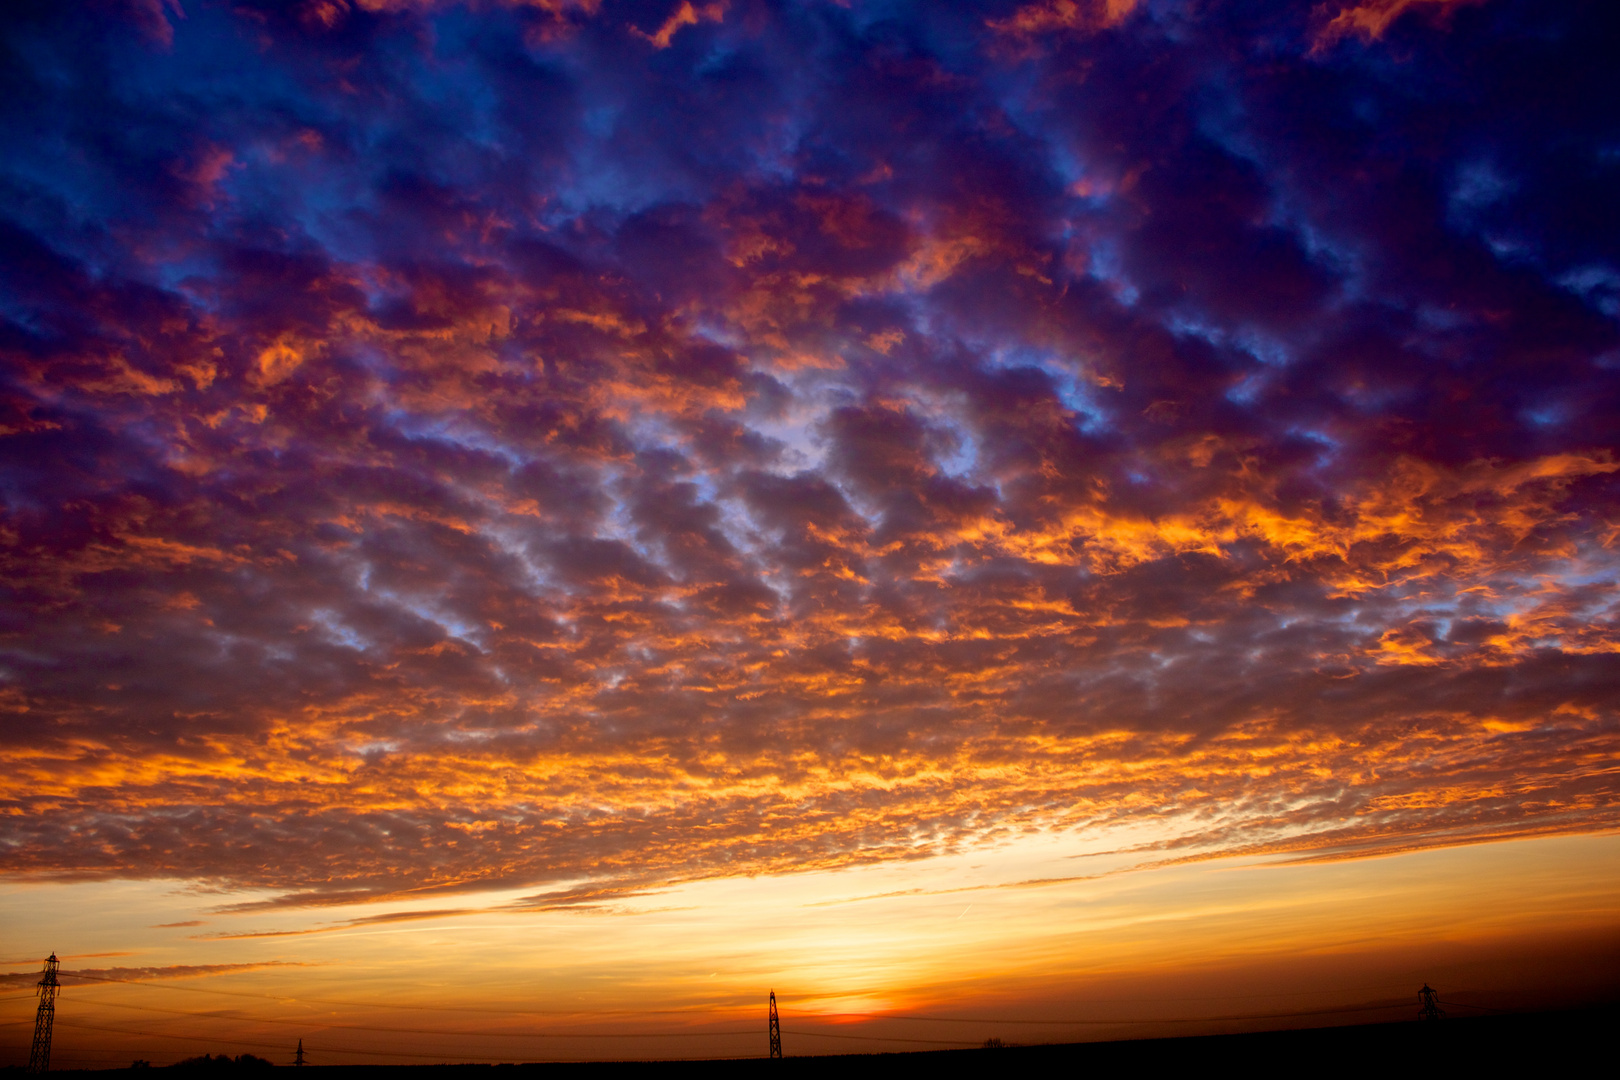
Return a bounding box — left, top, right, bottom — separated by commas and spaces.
0, 0, 1616, 904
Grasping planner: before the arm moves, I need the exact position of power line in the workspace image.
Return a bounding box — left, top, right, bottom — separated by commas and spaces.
48, 1019, 764, 1064
798, 1000, 1412, 1027
53, 1018, 547, 1061
33, 995, 1415, 1057
46, 971, 1420, 1015
2, 1050, 150, 1063
1, 989, 1523, 1071
11, 965, 1464, 1069
22, 979, 1421, 1036
56, 997, 758, 1038
58, 973, 720, 1018
49, 975, 1415, 1026
6, 1037, 759, 1069
1437, 1000, 1506, 1013
781, 1029, 977, 1046
53, 1019, 977, 1059
47, 987, 1415, 1034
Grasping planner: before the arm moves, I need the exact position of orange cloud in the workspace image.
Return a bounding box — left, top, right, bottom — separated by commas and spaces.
1312, 0, 1487, 51
3, 0, 1616, 927
635, 1, 727, 49
988, 0, 1139, 38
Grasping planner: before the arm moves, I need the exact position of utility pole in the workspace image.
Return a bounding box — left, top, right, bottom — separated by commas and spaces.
1417, 983, 1445, 1021
294, 1039, 305, 1067
768, 989, 782, 1059
28, 953, 60, 1075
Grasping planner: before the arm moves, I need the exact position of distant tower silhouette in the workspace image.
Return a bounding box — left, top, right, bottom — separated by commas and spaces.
294, 1039, 305, 1067
28, 953, 60, 1074
768, 990, 782, 1059
1418, 983, 1445, 1021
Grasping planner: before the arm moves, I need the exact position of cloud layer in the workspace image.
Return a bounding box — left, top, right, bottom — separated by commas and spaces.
1, 0, 1617, 904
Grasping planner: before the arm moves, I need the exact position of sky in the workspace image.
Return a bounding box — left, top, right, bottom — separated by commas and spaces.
2, 0, 1619, 1066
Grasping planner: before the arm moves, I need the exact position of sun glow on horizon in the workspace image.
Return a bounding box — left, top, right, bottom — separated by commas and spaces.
4, 832, 1618, 1063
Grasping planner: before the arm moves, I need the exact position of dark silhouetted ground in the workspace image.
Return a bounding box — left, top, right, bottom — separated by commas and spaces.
9, 1008, 1610, 1077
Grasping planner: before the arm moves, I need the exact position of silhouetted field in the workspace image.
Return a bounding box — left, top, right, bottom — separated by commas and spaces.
13, 1008, 1610, 1077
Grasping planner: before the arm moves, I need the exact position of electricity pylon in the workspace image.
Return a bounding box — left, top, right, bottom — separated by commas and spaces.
294, 1039, 306, 1067
28, 953, 60, 1074
1418, 983, 1445, 1021
768, 989, 782, 1059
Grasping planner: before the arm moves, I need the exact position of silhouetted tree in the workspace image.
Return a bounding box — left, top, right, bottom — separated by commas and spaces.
168, 1054, 273, 1070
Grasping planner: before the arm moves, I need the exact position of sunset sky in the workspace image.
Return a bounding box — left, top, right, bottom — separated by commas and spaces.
3, 0, 1619, 1066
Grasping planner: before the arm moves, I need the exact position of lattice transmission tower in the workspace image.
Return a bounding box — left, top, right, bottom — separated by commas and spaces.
294, 1039, 306, 1067
1417, 983, 1446, 1021
28, 953, 60, 1074
768, 989, 782, 1059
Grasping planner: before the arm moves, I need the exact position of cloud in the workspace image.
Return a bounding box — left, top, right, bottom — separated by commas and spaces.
1312, 0, 1488, 52
0, 963, 307, 988
633, 0, 727, 49
198, 908, 481, 938
0, 0, 1616, 907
